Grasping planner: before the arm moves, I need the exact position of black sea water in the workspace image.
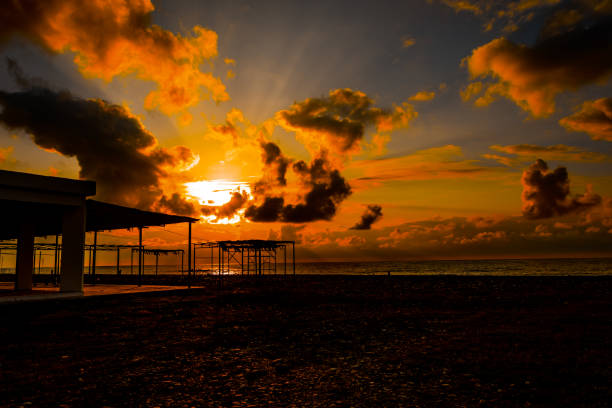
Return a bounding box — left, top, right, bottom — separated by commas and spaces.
3, 258, 610, 276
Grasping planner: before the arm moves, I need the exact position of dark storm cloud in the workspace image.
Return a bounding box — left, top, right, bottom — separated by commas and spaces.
560, 97, 612, 141
521, 159, 601, 219
245, 196, 285, 222
351, 205, 383, 230
258, 141, 291, 188
246, 148, 352, 223
155, 193, 197, 216
0, 63, 197, 209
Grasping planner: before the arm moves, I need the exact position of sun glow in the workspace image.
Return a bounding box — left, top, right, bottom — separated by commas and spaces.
184, 180, 251, 224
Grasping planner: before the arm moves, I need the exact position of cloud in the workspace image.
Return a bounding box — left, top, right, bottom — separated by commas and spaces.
270, 225, 305, 243
350, 145, 498, 182
440, 0, 483, 15
0, 65, 198, 209
155, 193, 197, 216
402, 38, 416, 48
257, 141, 291, 188
298, 213, 612, 259
276, 88, 416, 156
463, 18, 612, 117
336, 235, 366, 247
521, 159, 602, 219
0, 0, 228, 115
246, 149, 352, 223
245, 196, 285, 222
408, 91, 436, 101
351, 205, 383, 230
484, 144, 608, 166
202, 190, 249, 220
438, 0, 562, 32
559, 97, 612, 141
0, 145, 14, 162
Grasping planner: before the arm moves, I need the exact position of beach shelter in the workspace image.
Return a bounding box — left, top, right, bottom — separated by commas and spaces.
0, 169, 197, 292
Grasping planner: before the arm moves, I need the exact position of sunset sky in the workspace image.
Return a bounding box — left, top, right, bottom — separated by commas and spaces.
1, 0, 612, 261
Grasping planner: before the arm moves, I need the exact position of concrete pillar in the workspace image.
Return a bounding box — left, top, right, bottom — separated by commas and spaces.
15, 222, 35, 290
60, 203, 86, 292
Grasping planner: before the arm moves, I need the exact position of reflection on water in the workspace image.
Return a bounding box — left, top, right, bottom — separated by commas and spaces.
2, 258, 609, 276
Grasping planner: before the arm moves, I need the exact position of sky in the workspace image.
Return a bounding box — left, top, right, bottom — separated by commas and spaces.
1, 0, 612, 261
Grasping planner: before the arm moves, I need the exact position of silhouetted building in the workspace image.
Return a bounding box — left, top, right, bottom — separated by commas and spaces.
0, 170, 196, 292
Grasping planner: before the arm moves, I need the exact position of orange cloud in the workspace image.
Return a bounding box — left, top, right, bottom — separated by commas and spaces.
276, 89, 417, 157
463, 21, 612, 117
350, 145, 499, 182
0, 146, 13, 162
439, 0, 561, 32
336, 236, 366, 247
484, 144, 608, 166
441, 0, 482, 15
408, 91, 436, 101
560, 98, 612, 141
402, 37, 416, 48
0, 0, 228, 115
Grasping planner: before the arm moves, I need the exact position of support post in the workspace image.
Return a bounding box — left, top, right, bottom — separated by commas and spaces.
155, 252, 159, 276
116, 247, 121, 275
292, 242, 295, 276
15, 222, 34, 290
92, 230, 97, 284
138, 226, 142, 287
54, 235, 59, 279
187, 222, 192, 288
284, 245, 287, 276
193, 246, 197, 274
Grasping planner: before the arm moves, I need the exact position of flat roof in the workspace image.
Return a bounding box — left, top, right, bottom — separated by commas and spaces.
0, 169, 96, 196
0, 170, 198, 239
0, 198, 198, 240
86, 200, 198, 231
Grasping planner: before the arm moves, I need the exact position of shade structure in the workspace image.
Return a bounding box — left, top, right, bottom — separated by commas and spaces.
85, 200, 198, 231
0, 199, 197, 240
0, 169, 197, 292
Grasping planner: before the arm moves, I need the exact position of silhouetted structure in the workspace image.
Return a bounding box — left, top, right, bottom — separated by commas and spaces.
0, 170, 197, 292
193, 240, 295, 276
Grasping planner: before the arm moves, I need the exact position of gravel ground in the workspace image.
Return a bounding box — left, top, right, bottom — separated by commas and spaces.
0, 275, 610, 407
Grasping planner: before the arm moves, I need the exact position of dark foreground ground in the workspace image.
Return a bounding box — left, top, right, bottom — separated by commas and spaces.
0, 276, 610, 407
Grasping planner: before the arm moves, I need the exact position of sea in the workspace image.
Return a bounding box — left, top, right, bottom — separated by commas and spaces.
4, 258, 611, 276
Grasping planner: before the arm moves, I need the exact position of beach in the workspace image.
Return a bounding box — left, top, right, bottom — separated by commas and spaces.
1, 275, 610, 407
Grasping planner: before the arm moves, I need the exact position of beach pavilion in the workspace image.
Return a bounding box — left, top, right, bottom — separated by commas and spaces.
0, 169, 197, 293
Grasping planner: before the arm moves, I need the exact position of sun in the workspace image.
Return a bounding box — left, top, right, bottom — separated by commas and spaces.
184, 180, 251, 223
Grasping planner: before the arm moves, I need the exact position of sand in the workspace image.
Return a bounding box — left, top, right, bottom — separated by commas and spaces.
0, 275, 610, 407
